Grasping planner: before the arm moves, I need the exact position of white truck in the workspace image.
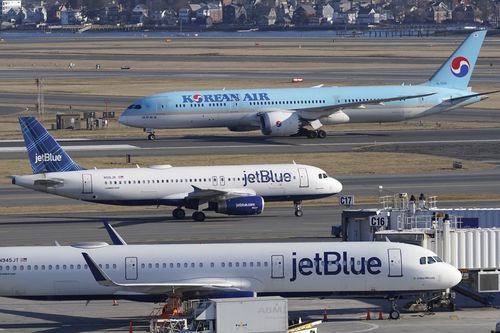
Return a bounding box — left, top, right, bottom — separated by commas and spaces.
181, 297, 288, 333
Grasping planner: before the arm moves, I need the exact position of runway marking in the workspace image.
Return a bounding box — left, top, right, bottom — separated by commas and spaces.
331, 322, 379, 333
0, 138, 90, 143
0, 144, 139, 153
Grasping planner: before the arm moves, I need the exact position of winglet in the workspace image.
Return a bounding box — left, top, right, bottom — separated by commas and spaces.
18, 116, 85, 174
81, 252, 116, 287
103, 222, 127, 245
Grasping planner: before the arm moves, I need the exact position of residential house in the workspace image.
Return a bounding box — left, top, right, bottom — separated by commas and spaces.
223, 4, 247, 24
357, 5, 379, 24
131, 3, 148, 24
292, 3, 316, 25
452, 3, 474, 23
1, 0, 21, 15
58, 3, 83, 25
432, 1, 451, 23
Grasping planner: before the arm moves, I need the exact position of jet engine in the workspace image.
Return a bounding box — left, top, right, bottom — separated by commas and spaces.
215, 196, 264, 215
259, 111, 301, 136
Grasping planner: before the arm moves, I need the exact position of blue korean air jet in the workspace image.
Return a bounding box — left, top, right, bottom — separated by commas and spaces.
119, 31, 498, 140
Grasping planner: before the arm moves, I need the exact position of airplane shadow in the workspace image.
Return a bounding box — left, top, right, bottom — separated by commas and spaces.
0, 307, 148, 333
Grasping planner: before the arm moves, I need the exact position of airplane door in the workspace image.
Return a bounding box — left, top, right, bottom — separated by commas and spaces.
271, 255, 284, 279
298, 168, 309, 188
82, 174, 93, 194
387, 249, 403, 277
125, 257, 138, 280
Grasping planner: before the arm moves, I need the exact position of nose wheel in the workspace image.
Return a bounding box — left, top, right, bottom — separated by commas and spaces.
172, 208, 186, 219
147, 133, 156, 140
294, 201, 303, 217
388, 297, 400, 320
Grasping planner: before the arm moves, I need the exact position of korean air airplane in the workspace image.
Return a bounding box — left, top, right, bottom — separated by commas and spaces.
11, 117, 342, 221
119, 31, 498, 140
0, 223, 462, 319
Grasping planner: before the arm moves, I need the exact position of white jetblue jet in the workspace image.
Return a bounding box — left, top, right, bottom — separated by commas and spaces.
11, 117, 342, 221
119, 31, 498, 140
0, 223, 462, 319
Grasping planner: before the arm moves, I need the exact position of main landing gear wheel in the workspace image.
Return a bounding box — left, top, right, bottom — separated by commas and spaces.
294, 201, 303, 217
147, 133, 156, 140
389, 310, 400, 320
307, 130, 318, 139
172, 208, 186, 219
192, 211, 206, 222
305, 129, 327, 139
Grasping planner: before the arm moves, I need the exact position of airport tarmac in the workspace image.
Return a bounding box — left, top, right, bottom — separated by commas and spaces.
3, 127, 500, 162
0, 295, 498, 333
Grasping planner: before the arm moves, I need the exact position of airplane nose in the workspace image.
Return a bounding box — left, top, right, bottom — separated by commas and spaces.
119, 113, 129, 126
331, 178, 343, 194
448, 265, 462, 287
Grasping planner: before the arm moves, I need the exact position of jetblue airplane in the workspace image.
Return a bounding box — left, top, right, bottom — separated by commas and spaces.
11, 117, 342, 221
0, 223, 462, 319
119, 31, 498, 140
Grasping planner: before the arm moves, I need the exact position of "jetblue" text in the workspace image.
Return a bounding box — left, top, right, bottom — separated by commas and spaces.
290, 251, 382, 282
35, 153, 62, 164
243, 170, 292, 187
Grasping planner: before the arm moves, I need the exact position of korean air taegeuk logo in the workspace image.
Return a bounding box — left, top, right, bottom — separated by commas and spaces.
450, 56, 470, 78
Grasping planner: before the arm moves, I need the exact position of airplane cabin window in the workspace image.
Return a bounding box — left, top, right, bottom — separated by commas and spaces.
113, 264, 117, 269
41, 265, 45, 270
184, 263, 188, 268
141, 263, 145, 269
12, 265, 17, 271
5, 266, 9, 271
235, 262, 240, 267
191, 263, 195, 268
250, 262, 254, 267
210, 262, 214, 268
77, 264, 81, 269
20, 265, 24, 271
70, 264, 74, 269
199, 263, 203, 268
155, 263, 159, 269
55, 265, 60, 270
98, 264, 102, 268
34, 265, 38, 270
27, 265, 31, 270
177, 263, 181, 268
420, 257, 426, 265
221, 262, 225, 268
147, 263, 152, 268
264, 262, 268, 267
228, 262, 232, 267
84, 265, 88, 269
106, 264, 110, 269
243, 262, 246, 267
257, 262, 261, 267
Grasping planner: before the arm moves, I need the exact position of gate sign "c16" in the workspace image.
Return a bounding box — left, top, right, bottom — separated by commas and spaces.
369, 214, 388, 227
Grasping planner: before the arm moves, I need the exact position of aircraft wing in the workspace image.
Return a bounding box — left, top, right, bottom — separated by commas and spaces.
298, 92, 436, 120
186, 186, 257, 202
82, 253, 244, 295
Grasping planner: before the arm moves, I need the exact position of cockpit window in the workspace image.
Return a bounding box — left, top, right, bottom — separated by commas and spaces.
323, 173, 328, 178
419, 257, 426, 265
318, 174, 323, 179
127, 104, 135, 109
433, 256, 443, 262
134, 105, 142, 109
427, 256, 436, 264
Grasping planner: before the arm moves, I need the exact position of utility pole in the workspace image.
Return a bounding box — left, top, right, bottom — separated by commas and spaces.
36, 77, 44, 119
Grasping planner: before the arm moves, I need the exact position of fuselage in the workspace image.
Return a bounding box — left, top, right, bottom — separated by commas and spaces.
119, 85, 481, 130
12, 164, 342, 206
0, 241, 462, 301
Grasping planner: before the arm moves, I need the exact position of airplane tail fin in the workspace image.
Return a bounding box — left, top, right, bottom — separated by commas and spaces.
425, 30, 487, 90
19, 116, 85, 174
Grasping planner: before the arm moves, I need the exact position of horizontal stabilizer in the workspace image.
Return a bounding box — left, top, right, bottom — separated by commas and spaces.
443, 89, 500, 103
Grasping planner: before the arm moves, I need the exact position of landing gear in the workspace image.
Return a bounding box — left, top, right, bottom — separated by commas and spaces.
388, 297, 400, 320
294, 201, 303, 217
172, 208, 186, 219
192, 211, 206, 222
303, 129, 327, 139
147, 133, 156, 140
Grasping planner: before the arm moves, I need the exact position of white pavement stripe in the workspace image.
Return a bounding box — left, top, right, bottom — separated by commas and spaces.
0, 138, 90, 143
0, 144, 139, 153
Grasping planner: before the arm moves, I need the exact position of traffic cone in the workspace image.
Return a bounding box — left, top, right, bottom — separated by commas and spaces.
323, 309, 328, 322
378, 309, 383, 320
366, 309, 371, 320
129, 321, 133, 333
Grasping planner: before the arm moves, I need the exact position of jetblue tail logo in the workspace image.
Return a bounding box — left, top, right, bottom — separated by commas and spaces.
450, 56, 470, 78
19, 117, 84, 174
